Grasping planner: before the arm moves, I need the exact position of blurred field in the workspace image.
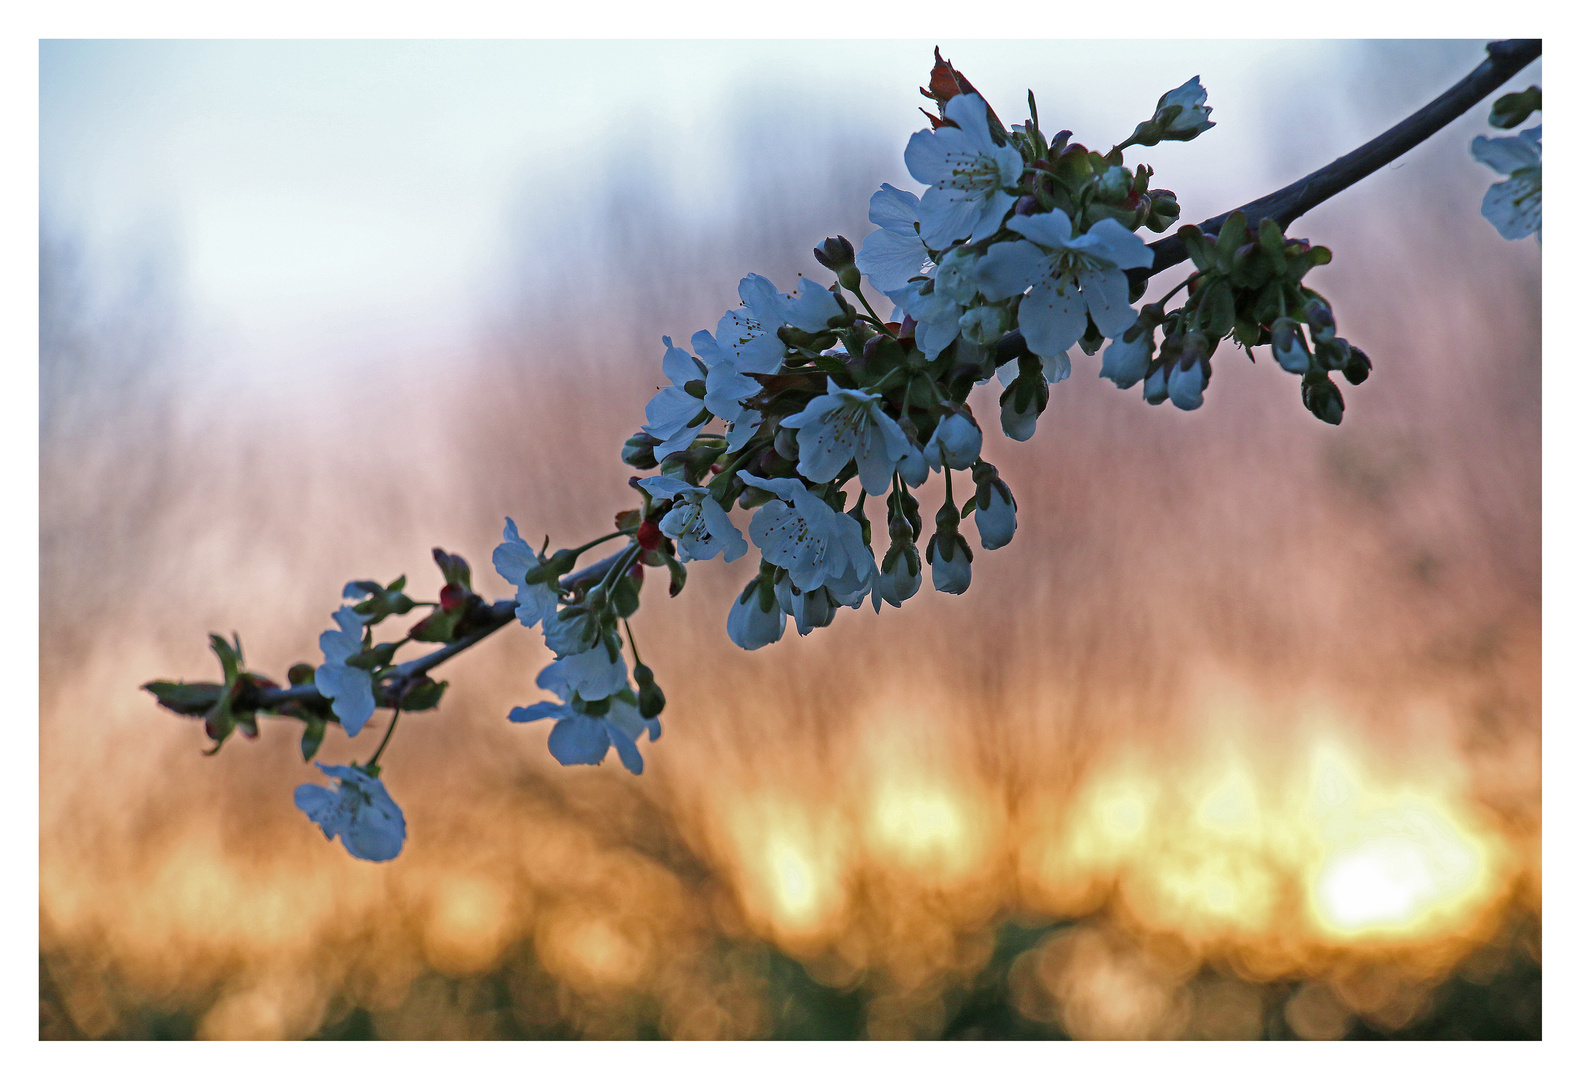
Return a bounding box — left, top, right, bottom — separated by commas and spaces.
38, 42, 1540, 1039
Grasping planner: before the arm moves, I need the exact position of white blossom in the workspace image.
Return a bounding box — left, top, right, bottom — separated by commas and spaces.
739, 473, 872, 593
538, 641, 629, 701
637, 476, 748, 563
976, 211, 1154, 356
642, 336, 710, 462
717, 275, 844, 376
904, 93, 1024, 248
1473, 125, 1541, 241
779, 380, 912, 495
511, 689, 658, 775
315, 607, 374, 738
856, 183, 932, 296
294, 764, 406, 862
493, 517, 559, 628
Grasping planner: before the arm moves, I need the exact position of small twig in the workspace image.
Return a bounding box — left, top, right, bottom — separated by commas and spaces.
244, 598, 519, 712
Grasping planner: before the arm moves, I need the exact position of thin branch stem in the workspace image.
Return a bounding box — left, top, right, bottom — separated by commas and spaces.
996, 39, 1541, 360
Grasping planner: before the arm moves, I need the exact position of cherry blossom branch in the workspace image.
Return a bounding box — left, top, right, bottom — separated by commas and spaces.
241, 545, 638, 715
995, 38, 1541, 360
1146, 38, 1540, 278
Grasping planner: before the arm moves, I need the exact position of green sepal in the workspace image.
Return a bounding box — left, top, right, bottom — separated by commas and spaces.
1201, 279, 1238, 341
300, 719, 327, 762
1257, 218, 1288, 274
143, 680, 224, 716
1214, 212, 1248, 272
400, 678, 448, 712
1177, 225, 1216, 272
432, 548, 472, 591
611, 572, 642, 619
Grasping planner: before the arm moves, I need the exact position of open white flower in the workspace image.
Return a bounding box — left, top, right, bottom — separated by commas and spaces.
779, 380, 912, 495
493, 517, 559, 628
1473, 125, 1541, 241
894, 247, 984, 358
976, 211, 1154, 356
740, 473, 872, 593
511, 687, 658, 776
637, 476, 748, 563
642, 336, 710, 462
717, 275, 844, 376
856, 183, 933, 297
694, 330, 764, 452
905, 93, 1024, 248
315, 606, 375, 738
538, 641, 629, 701
294, 764, 406, 862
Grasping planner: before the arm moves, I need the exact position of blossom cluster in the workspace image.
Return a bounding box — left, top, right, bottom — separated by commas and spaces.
143, 48, 1404, 865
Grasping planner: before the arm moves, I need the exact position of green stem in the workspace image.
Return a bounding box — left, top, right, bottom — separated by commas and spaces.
366, 706, 402, 770
851, 281, 895, 335
623, 618, 643, 668
572, 529, 635, 558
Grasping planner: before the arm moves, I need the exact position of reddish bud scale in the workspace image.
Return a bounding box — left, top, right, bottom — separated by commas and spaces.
637, 519, 664, 551
439, 582, 467, 613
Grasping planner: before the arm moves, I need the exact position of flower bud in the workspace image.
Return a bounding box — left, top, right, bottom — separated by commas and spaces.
1145, 189, 1180, 232
926, 530, 973, 595
773, 425, 799, 461
973, 477, 1017, 550
1100, 322, 1155, 389
634, 663, 666, 719
813, 235, 856, 274
1013, 194, 1039, 216
726, 575, 785, 651
877, 544, 922, 609
1143, 363, 1169, 405
1153, 76, 1215, 141
1167, 344, 1210, 412
1301, 371, 1345, 425
776, 578, 836, 636
1342, 344, 1373, 386
1095, 164, 1131, 203
959, 304, 1012, 346
1271, 317, 1311, 374
1303, 297, 1336, 343
924, 410, 983, 470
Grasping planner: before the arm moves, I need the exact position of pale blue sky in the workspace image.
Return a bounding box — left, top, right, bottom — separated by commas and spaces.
41, 40, 1402, 379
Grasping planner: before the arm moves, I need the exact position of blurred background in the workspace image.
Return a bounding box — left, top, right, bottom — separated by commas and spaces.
39, 39, 1540, 1039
